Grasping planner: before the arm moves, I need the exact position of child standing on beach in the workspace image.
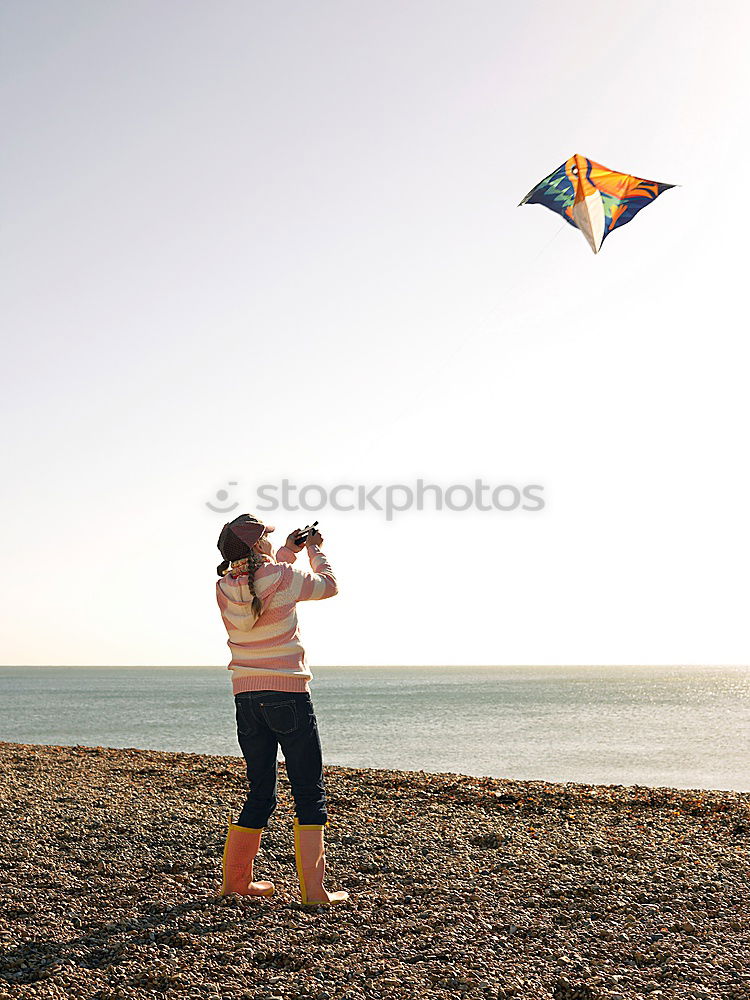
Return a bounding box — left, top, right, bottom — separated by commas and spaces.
215, 513, 349, 906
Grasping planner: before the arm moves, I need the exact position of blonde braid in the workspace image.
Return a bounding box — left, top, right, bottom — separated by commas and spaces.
229, 550, 265, 619
246, 550, 264, 619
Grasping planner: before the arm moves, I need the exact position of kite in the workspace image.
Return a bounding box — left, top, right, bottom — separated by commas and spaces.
519, 154, 675, 254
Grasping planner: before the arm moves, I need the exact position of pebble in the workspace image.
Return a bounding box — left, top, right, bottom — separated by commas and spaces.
1, 741, 748, 998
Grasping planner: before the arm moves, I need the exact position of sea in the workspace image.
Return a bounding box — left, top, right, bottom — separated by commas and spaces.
1, 665, 748, 792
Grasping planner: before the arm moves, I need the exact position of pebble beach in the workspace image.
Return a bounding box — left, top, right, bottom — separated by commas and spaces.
1, 741, 748, 1000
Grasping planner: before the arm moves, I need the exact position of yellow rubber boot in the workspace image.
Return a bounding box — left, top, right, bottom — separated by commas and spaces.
293, 817, 349, 905
220, 816, 275, 897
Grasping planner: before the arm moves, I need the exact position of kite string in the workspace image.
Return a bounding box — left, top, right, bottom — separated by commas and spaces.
517, 221, 567, 273
354, 221, 568, 450
447, 220, 566, 353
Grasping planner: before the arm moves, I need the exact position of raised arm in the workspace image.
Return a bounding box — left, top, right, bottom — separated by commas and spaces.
275, 544, 298, 565
276, 528, 307, 564
284, 540, 338, 602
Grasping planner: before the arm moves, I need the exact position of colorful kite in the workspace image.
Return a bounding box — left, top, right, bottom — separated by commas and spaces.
519, 154, 675, 254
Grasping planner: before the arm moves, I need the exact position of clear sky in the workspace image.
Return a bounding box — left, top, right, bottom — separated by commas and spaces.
2, 0, 749, 667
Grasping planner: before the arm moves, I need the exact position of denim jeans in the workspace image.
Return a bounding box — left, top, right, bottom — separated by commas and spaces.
234, 689, 328, 828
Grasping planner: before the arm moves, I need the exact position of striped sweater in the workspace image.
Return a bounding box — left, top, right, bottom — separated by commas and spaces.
216, 543, 338, 694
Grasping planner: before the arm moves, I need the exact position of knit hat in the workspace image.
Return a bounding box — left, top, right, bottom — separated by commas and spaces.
216, 514, 275, 575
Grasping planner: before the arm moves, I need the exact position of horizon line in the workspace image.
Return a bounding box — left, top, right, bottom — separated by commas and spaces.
1, 663, 748, 669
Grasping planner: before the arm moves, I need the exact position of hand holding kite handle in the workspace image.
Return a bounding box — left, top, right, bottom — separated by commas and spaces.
294, 521, 320, 547
285, 529, 307, 553
306, 526, 323, 548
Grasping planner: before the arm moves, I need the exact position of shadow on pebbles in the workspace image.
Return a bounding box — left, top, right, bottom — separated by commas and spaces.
1, 742, 749, 1000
